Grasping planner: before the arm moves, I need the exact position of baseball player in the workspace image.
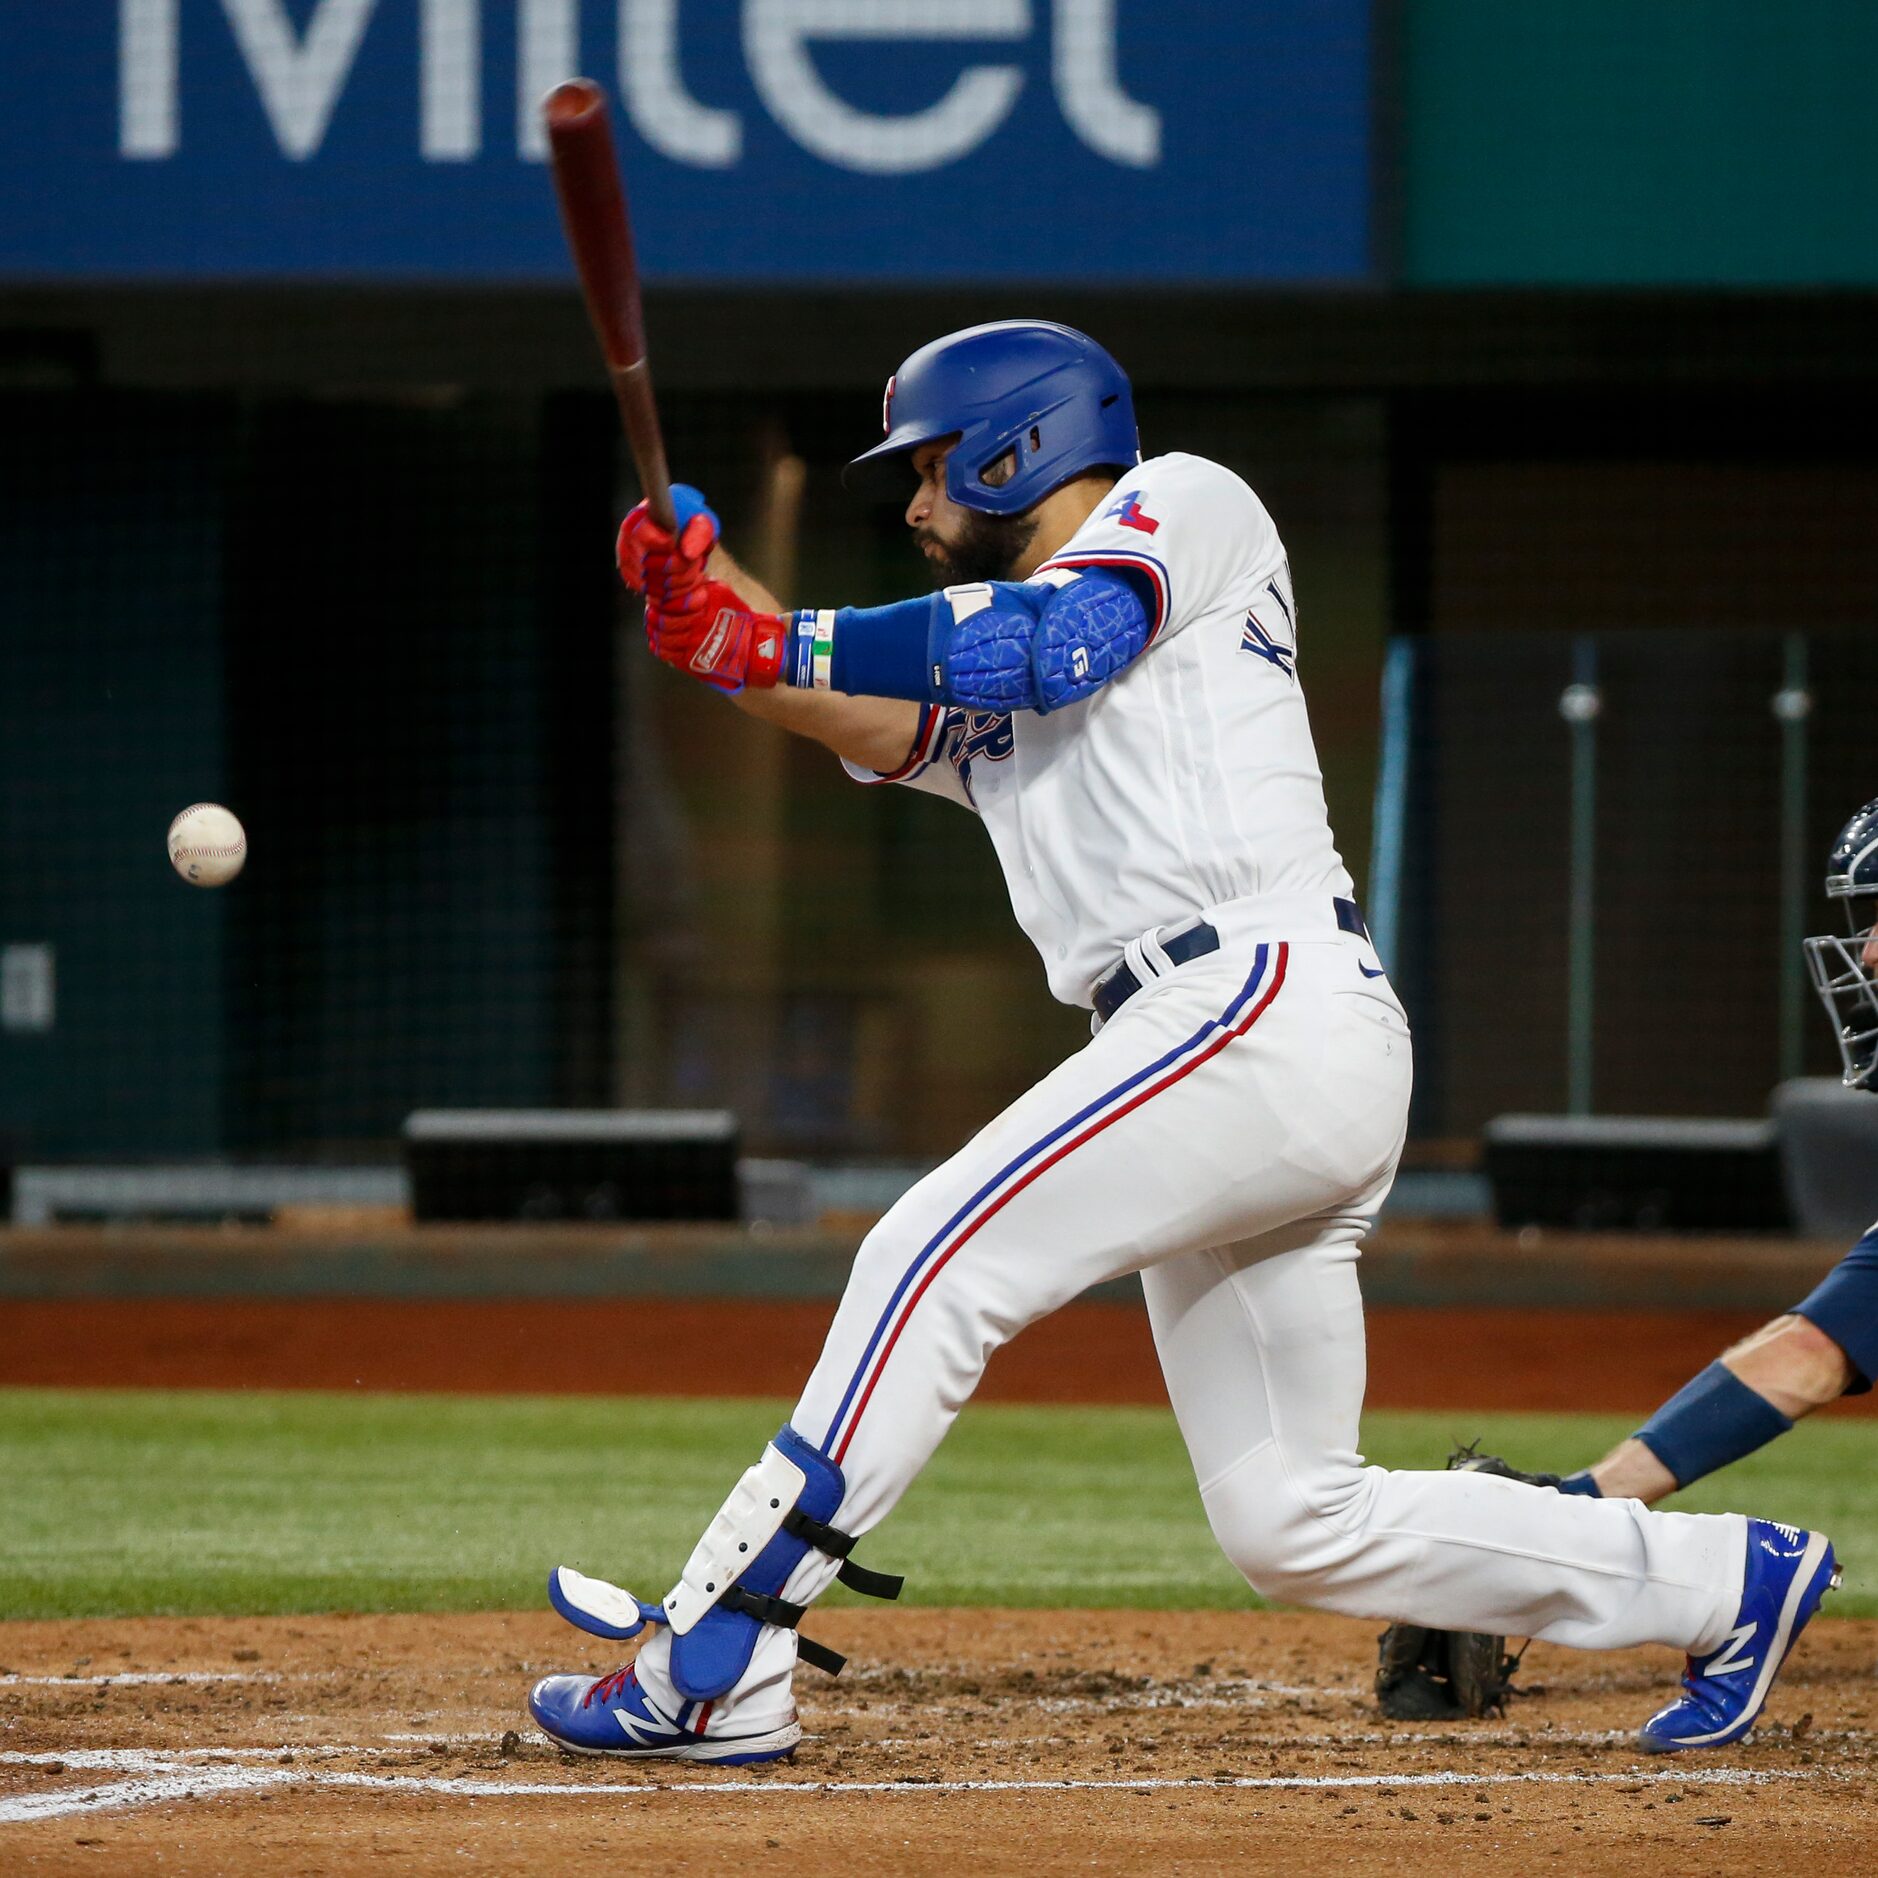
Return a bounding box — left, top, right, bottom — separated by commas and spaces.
526, 321, 1837, 1764
1377, 799, 1877, 1720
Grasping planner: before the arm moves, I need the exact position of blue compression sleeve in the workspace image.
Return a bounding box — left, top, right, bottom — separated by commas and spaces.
787, 573, 1152, 713
807, 596, 943, 703
1632, 1360, 1793, 1489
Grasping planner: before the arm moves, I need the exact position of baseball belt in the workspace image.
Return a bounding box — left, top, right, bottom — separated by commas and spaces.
1091, 897, 1368, 1023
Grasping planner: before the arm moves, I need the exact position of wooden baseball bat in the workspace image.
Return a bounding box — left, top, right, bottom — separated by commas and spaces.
543, 79, 675, 533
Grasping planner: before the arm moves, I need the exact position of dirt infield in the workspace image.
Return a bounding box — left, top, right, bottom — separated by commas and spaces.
6, 1296, 1878, 1415
2, 1607, 1872, 1874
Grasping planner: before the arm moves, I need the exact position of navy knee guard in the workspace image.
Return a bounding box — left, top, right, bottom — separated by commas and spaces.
1791, 1224, 1878, 1395
664, 1423, 902, 1703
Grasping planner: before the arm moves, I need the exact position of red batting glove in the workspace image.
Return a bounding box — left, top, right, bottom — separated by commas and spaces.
616, 484, 719, 599
646, 577, 789, 693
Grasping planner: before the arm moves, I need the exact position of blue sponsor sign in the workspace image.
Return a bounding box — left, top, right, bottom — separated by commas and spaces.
0, 3, 1371, 283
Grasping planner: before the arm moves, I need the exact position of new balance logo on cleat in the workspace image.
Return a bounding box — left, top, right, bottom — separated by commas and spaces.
1702, 1623, 1757, 1679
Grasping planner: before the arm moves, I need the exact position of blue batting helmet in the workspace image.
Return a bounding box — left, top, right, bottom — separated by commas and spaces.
1805, 797, 1878, 1091
844, 320, 1140, 517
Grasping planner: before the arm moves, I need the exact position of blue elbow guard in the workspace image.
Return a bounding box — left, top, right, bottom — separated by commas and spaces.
939, 572, 1150, 714
1031, 571, 1152, 711
938, 583, 1044, 710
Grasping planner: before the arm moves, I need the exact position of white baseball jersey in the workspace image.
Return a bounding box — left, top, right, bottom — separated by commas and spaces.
846, 451, 1356, 1005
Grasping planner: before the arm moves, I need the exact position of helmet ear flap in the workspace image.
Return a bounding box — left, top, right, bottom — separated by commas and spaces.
979, 426, 1044, 489
975, 442, 1021, 491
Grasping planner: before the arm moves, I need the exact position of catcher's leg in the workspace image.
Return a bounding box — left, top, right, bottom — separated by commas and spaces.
1144, 1224, 1749, 1655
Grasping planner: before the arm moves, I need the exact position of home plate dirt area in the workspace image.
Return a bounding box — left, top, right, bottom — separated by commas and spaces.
2, 1609, 1873, 1874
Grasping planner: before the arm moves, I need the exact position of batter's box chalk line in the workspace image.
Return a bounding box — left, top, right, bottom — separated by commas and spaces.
0, 1669, 290, 1688
0, 1749, 1825, 1827
393, 1723, 1858, 1754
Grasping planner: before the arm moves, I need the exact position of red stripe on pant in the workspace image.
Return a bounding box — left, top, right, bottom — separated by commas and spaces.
830, 943, 1289, 1463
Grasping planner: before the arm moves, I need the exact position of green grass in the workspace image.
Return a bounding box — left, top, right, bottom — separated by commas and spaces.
3, 1389, 1875, 1620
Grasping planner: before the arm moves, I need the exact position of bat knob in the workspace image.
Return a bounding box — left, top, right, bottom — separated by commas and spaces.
543, 78, 605, 130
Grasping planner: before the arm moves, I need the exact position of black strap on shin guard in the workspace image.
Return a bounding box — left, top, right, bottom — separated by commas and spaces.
783, 1509, 907, 1602
833, 1558, 905, 1600
719, 1586, 848, 1676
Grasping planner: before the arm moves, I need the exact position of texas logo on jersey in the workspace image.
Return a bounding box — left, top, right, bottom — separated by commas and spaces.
1105, 492, 1160, 535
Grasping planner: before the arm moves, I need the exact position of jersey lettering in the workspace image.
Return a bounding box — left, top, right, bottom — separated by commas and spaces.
1264, 572, 1295, 630
944, 709, 1015, 803
1239, 608, 1296, 679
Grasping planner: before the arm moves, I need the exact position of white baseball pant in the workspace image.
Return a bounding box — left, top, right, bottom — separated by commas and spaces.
632, 912, 1745, 1727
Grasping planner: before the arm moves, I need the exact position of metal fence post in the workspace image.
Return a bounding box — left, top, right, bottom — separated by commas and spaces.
1774, 635, 1813, 1086
1560, 640, 1601, 1116
1367, 637, 1415, 972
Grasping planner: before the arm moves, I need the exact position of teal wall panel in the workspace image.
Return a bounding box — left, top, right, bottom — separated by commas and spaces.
0, 390, 571, 1163
0, 395, 232, 1157
1405, 0, 1878, 284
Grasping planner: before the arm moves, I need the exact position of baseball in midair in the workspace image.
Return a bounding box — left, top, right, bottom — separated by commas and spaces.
167, 802, 247, 888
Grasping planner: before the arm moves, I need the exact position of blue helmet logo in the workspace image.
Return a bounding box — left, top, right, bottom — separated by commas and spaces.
845, 320, 1140, 517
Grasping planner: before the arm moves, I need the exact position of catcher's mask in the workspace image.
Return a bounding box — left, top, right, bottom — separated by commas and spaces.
1803, 795, 1878, 1092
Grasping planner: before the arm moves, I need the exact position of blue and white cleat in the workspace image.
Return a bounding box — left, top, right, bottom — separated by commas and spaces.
1638, 1518, 1841, 1753
528, 1663, 801, 1764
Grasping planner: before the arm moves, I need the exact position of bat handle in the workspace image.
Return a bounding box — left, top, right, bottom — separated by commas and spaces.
612, 360, 676, 535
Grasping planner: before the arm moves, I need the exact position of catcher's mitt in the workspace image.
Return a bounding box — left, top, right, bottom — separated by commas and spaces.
1373, 1444, 1557, 1722
1375, 1620, 1520, 1720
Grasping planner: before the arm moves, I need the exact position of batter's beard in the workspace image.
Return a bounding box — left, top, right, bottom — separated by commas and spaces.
917, 507, 1040, 586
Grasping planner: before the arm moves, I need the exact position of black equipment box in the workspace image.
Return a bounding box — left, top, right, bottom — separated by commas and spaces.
1773, 1078, 1878, 1239
404, 1110, 739, 1223
1484, 1114, 1791, 1233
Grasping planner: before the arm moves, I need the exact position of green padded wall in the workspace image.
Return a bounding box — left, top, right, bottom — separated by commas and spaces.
1405, 0, 1878, 284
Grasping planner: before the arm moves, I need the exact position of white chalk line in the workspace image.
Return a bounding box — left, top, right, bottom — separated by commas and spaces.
4, 1719, 1831, 1768
0, 1765, 296, 1826
2, 1749, 337, 1770
0, 1670, 1358, 1706
0, 1670, 286, 1688
393, 1723, 1858, 1754
0, 1745, 1822, 1827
